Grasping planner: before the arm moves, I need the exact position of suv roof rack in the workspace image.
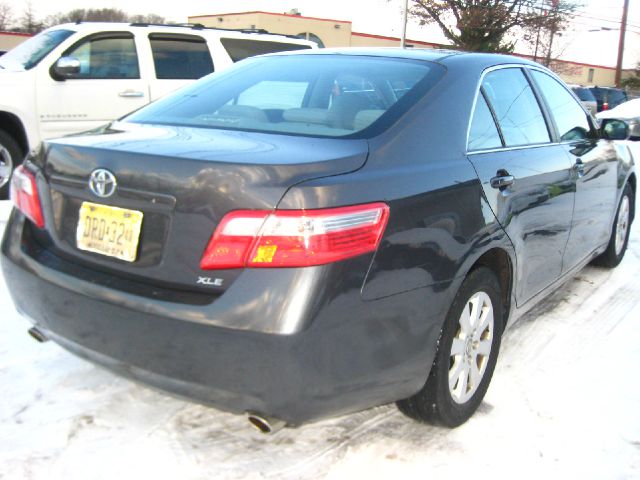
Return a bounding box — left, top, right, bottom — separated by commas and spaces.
127, 22, 301, 39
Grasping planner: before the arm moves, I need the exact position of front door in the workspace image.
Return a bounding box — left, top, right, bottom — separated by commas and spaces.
36, 32, 149, 141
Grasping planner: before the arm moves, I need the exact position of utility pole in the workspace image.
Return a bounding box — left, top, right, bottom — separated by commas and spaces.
401, 0, 409, 48
615, 0, 630, 87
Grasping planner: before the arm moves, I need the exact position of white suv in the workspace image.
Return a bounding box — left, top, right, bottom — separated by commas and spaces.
0, 22, 315, 197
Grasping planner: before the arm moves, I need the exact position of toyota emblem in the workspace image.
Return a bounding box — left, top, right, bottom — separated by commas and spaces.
88, 169, 117, 198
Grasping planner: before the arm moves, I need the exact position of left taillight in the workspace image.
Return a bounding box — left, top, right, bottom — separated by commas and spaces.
10, 165, 44, 228
200, 202, 389, 269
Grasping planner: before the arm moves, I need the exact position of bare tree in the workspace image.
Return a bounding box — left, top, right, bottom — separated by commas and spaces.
523, 0, 579, 66
129, 14, 166, 24
410, 0, 578, 53
621, 62, 640, 89
0, 1, 13, 31
19, 1, 44, 33
46, 8, 165, 27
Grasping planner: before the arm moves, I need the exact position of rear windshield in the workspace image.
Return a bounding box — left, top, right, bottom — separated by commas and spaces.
572, 87, 595, 102
0, 29, 74, 70
220, 38, 311, 62
126, 54, 444, 138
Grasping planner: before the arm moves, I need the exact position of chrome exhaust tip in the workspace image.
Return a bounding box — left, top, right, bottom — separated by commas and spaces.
246, 412, 286, 435
27, 327, 48, 343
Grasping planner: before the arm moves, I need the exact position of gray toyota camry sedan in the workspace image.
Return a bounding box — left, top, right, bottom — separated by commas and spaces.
2, 48, 634, 433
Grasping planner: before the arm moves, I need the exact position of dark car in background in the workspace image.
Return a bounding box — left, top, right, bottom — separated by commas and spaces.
2, 49, 635, 433
570, 84, 598, 116
589, 86, 629, 112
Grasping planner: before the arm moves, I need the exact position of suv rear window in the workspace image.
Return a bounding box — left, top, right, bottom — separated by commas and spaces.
220, 38, 312, 62
126, 55, 444, 138
571, 87, 596, 102
150, 34, 214, 80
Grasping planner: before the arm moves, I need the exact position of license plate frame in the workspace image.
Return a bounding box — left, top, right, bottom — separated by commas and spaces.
76, 202, 144, 262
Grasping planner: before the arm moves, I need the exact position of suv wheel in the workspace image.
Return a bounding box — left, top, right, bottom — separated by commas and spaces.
0, 129, 23, 200
397, 267, 504, 427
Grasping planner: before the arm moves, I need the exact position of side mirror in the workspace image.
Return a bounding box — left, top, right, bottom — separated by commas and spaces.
51, 56, 81, 80
601, 118, 630, 141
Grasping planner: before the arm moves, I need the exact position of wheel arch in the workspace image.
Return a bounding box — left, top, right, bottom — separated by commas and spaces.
465, 247, 514, 331
0, 111, 28, 156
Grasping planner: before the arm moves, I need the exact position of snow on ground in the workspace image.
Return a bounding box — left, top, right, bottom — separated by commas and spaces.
1, 198, 639, 480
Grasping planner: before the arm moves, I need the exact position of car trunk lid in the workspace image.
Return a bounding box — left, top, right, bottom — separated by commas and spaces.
36, 122, 369, 294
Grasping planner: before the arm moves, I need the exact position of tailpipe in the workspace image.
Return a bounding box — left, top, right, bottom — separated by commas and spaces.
246, 412, 287, 435
27, 327, 48, 343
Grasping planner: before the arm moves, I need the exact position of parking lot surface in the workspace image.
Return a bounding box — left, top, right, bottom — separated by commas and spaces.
1, 198, 639, 479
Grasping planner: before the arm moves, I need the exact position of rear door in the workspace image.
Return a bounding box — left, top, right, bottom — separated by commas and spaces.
36, 31, 149, 140
467, 67, 575, 305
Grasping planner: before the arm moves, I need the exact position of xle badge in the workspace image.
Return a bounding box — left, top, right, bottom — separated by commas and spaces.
197, 277, 223, 286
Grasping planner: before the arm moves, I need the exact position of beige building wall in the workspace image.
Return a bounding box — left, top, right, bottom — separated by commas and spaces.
189, 11, 352, 48
0, 32, 31, 52
189, 11, 625, 87
549, 60, 617, 86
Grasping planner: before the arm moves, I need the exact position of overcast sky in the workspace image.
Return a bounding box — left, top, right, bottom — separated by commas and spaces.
4, 0, 640, 68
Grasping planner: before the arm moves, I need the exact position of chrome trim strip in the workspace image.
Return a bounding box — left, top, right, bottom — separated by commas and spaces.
467, 142, 559, 156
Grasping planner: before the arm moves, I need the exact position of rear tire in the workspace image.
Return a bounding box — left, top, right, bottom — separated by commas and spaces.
0, 129, 23, 200
592, 183, 633, 268
397, 267, 504, 427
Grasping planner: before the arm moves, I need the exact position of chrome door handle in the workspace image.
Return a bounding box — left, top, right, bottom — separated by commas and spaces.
118, 90, 144, 98
490, 173, 514, 190
572, 158, 585, 173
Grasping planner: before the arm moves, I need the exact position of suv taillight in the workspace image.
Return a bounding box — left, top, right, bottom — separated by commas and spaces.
10, 165, 44, 228
200, 203, 389, 269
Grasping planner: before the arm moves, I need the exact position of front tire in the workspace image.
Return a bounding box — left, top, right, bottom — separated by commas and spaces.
397, 267, 504, 427
0, 129, 24, 200
593, 183, 633, 268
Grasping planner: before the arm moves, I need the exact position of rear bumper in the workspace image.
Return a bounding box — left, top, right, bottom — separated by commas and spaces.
2, 212, 452, 425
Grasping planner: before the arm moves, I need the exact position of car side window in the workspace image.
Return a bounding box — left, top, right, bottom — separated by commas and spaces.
468, 92, 503, 151
530, 70, 593, 142
220, 38, 312, 62
64, 34, 139, 79
482, 68, 550, 147
149, 34, 214, 80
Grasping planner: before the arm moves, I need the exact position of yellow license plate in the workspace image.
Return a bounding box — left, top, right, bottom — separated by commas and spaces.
76, 202, 143, 262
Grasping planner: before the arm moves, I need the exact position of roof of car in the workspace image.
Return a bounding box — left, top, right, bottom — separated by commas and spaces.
46, 22, 314, 44
266, 46, 536, 64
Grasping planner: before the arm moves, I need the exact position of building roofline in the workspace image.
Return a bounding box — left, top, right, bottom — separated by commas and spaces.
187, 13, 632, 72
0, 31, 33, 37
352, 31, 443, 48
189, 11, 352, 25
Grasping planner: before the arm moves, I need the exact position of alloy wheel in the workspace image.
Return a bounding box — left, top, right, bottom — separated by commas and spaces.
615, 195, 630, 257
449, 291, 494, 404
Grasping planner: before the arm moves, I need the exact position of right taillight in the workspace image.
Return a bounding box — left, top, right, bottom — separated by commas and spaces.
200, 202, 389, 270
10, 165, 44, 228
